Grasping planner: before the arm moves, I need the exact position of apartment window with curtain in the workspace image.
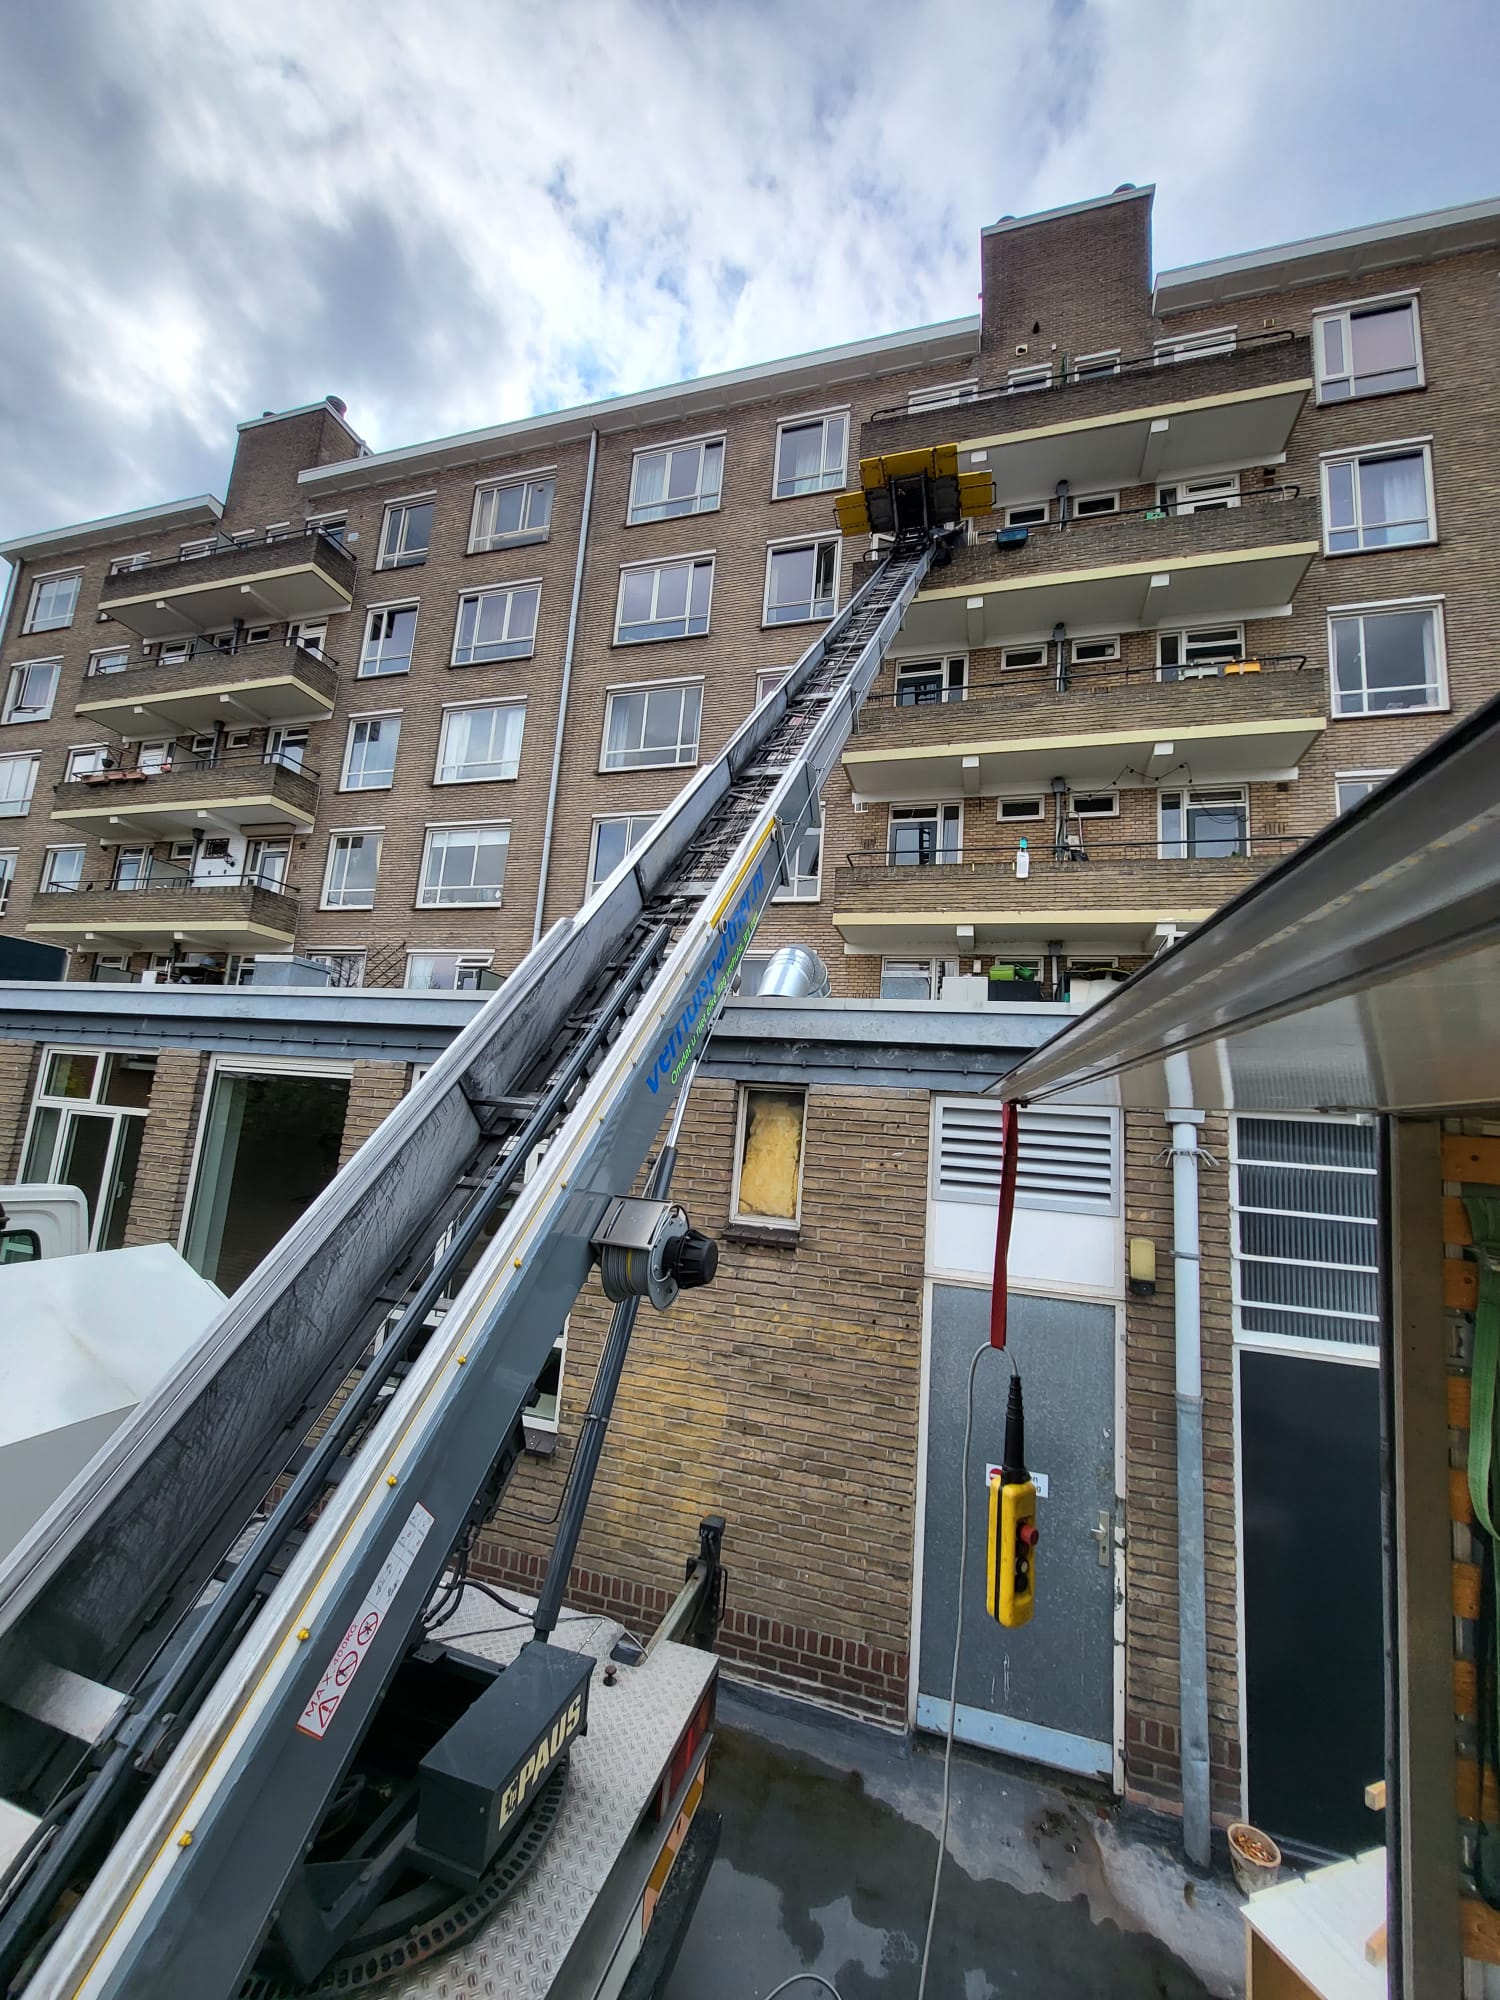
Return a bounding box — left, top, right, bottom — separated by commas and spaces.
589, 813, 656, 890
764, 539, 838, 625
377, 498, 434, 569
23, 573, 81, 633
417, 823, 510, 907
1329, 600, 1445, 715
773, 412, 847, 498
1314, 299, 1423, 402
322, 831, 382, 909
1321, 445, 1435, 553
1233, 1117, 1378, 1349
628, 438, 723, 523
614, 558, 713, 644
0, 754, 39, 818
469, 476, 553, 551
600, 681, 702, 770
452, 584, 540, 665
435, 701, 525, 784
3, 660, 61, 724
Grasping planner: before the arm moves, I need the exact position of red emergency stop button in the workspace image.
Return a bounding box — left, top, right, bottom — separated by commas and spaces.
1019, 1523, 1040, 1548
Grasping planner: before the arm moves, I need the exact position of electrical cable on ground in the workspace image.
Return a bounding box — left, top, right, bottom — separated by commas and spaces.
761, 1976, 844, 1999
915, 1338, 1014, 2000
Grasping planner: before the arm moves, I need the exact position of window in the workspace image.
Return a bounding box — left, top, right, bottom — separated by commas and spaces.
894, 657, 967, 706
306, 951, 366, 988
889, 802, 962, 866
764, 539, 838, 625
1158, 625, 1245, 679
1073, 492, 1119, 518
1233, 1116, 1378, 1348
378, 498, 434, 569
996, 796, 1045, 822
179, 536, 217, 560
1315, 299, 1422, 403
0, 848, 15, 915
773, 814, 822, 902
1157, 474, 1240, 515
773, 412, 847, 498
470, 476, 554, 550
308, 515, 348, 547
734, 952, 774, 997
906, 380, 979, 414
615, 557, 713, 644
405, 950, 494, 991
1155, 328, 1236, 363
360, 604, 419, 678
244, 625, 272, 645
589, 813, 656, 890
601, 681, 702, 771
266, 727, 308, 771
88, 646, 130, 677
1160, 785, 1248, 858
628, 439, 723, 524
453, 584, 540, 665
340, 714, 402, 791
21, 1049, 157, 1252
1071, 637, 1120, 665
137, 741, 172, 775
65, 745, 109, 780
322, 831, 382, 909
1001, 643, 1048, 672
1007, 365, 1051, 393
933, 1101, 1119, 1215
732, 1085, 806, 1228
108, 552, 151, 576
1068, 791, 1119, 819
246, 839, 291, 890
1329, 601, 1445, 715
111, 847, 149, 890
418, 822, 510, 907
1005, 502, 1050, 529
24, 573, 80, 633
40, 846, 85, 892
4, 659, 60, 724
756, 668, 790, 703
1072, 350, 1121, 380
436, 701, 525, 784
289, 621, 329, 658
525, 1325, 567, 1432
0, 753, 40, 817
880, 957, 958, 1000
1335, 770, 1395, 814
1322, 445, 1435, 553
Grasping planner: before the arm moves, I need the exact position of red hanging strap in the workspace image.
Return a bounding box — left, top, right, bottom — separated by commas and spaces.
989, 1098, 1021, 1349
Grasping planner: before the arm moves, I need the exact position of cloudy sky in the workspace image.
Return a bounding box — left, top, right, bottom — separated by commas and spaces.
1, 0, 1497, 563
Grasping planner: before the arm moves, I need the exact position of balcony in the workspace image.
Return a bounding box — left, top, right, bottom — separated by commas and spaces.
832, 837, 1302, 956
76, 638, 338, 736
846, 652, 1326, 800
860, 331, 1313, 496
99, 527, 356, 642
899, 487, 1319, 658
25, 874, 299, 955
52, 750, 319, 838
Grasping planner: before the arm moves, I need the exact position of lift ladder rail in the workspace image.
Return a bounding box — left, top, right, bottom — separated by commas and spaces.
14, 542, 933, 1999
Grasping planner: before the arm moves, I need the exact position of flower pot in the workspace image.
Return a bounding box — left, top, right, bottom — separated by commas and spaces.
1227, 1821, 1282, 1897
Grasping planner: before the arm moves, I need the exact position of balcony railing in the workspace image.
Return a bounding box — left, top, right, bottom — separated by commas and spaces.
85, 635, 341, 678
842, 835, 1305, 873
868, 328, 1305, 429
885, 651, 1309, 707
34, 867, 297, 899
100, 524, 353, 590
67, 748, 321, 785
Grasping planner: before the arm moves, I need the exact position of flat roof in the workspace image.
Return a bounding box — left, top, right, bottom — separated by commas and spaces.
0, 494, 224, 565
298, 317, 982, 492
995, 686, 1500, 1118
236, 398, 369, 455
982, 184, 1154, 238
1154, 194, 1500, 313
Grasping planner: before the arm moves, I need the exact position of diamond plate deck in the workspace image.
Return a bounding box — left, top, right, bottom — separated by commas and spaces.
387, 1590, 715, 1998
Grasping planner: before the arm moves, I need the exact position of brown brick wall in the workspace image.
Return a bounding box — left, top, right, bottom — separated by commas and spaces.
0, 1039, 41, 1179
472, 1077, 928, 1719
122, 1049, 210, 1249
981, 189, 1154, 369
338, 1060, 410, 1167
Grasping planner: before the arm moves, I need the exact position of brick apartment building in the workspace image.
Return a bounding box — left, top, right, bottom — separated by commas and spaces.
2, 183, 1498, 1856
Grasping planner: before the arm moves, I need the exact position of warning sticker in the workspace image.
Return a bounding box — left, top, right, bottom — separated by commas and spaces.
297, 1501, 434, 1739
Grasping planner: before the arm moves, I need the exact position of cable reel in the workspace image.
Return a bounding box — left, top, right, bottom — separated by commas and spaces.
590, 1197, 718, 1311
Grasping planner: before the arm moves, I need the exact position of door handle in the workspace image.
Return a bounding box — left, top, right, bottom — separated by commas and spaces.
1091, 1509, 1112, 1567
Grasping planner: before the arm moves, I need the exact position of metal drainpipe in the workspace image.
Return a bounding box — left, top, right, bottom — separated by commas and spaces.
1167, 1102, 1212, 1869
532, 426, 598, 944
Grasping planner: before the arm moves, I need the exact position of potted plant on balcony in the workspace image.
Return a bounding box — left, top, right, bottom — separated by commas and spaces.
987, 961, 1043, 1004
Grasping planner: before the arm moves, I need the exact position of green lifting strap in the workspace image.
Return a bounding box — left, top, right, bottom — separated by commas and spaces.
1464, 1195, 1500, 1900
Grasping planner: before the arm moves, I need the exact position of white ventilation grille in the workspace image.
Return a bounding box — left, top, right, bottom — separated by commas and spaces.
933, 1100, 1118, 1215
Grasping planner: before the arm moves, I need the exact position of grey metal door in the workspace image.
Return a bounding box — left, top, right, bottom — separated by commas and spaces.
917, 1283, 1117, 1778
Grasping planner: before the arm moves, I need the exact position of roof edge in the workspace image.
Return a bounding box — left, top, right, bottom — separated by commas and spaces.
982, 185, 1154, 239
0, 494, 224, 564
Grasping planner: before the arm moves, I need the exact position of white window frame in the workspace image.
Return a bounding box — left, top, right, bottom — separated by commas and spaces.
0, 753, 41, 819
1327, 596, 1447, 718
730, 1083, 808, 1230
1072, 491, 1120, 519
305, 950, 366, 989
613, 555, 715, 646
588, 812, 657, 892
756, 668, 790, 704
1071, 636, 1121, 665
3, 658, 61, 725
468, 471, 555, 552
1157, 624, 1246, 679
1319, 439, 1436, 555
1068, 790, 1120, 820
1154, 327, 1237, 364
416, 820, 511, 909
339, 712, 402, 792
178, 536, 217, 561
906, 379, 979, 414
88, 645, 131, 677
40, 844, 85, 892
879, 956, 959, 1001
1158, 784, 1249, 859
599, 678, 703, 773
0, 847, 16, 916
772, 409, 849, 500
1001, 643, 1049, 673
1156, 473, 1240, 515
403, 949, 495, 992
762, 536, 840, 628
772, 809, 823, 903
64, 744, 110, 780
23, 572, 81, 634
376, 494, 436, 570
107, 552, 152, 577
306, 513, 349, 547
434, 698, 526, 786
451, 582, 541, 666
1004, 501, 1050, 529
995, 795, 1046, 823
320, 829, 384, 911
627, 435, 725, 525
1072, 349, 1121, 380
20, 1047, 159, 1252
1006, 365, 1052, 393
358, 601, 419, 678
1334, 770, 1395, 815
1313, 293, 1424, 405
893, 656, 967, 706
888, 801, 963, 865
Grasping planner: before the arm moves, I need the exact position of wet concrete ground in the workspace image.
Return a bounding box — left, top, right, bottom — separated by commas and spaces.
663, 1689, 1241, 2000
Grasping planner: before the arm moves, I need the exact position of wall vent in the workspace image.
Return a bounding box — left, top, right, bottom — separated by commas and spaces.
933, 1100, 1118, 1215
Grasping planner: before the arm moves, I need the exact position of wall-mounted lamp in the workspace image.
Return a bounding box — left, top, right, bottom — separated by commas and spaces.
1128, 1237, 1158, 1298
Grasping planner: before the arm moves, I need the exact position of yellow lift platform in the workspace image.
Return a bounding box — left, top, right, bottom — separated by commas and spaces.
834, 443, 994, 546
